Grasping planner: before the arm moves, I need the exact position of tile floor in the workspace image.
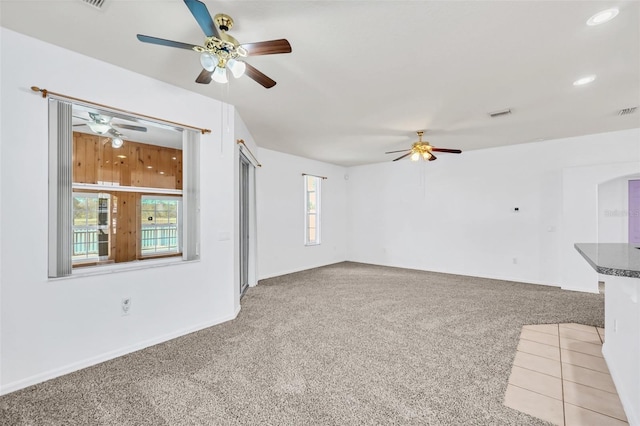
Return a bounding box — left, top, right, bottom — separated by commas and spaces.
504, 323, 628, 425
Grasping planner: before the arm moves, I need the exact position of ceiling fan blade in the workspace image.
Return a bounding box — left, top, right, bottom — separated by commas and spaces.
385, 149, 410, 154
196, 69, 213, 84
113, 124, 147, 132
431, 148, 462, 154
136, 34, 199, 51
73, 123, 87, 127
428, 153, 438, 161
244, 63, 276, 88
183, 0, 220, 39
241, 39, 292, 56
88, 112, 109, 123
108, 128, 125, 138
393, 152, 412, 162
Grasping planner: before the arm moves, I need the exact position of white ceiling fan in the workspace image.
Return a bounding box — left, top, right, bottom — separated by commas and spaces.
74, 112, 147, 148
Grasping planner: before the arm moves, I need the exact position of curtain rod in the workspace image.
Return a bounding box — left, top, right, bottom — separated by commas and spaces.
302, 173, 328, 180
31, 86, 211, 135
236, 139, 262, 167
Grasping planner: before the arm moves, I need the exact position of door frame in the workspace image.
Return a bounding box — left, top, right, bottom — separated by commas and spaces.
239, 152, 251, 297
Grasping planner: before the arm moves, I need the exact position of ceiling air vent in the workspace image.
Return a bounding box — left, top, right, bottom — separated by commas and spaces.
81, 0, 106, 9
618, 107, 638, 116
489, 108, 512, 118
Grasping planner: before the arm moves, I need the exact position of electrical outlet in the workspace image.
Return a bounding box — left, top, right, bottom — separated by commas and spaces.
121, 297, 132, 316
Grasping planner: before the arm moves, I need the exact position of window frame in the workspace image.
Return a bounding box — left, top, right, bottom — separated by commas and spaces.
48, 98, 200, 278
140, 195, 183, 258
304, 175, 321, 246
72, 191, 110, 265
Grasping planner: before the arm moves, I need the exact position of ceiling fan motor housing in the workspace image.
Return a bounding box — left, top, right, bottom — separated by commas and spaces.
198, 31, 246, 68
214, 13, 233, 32
413, 142, 432, 153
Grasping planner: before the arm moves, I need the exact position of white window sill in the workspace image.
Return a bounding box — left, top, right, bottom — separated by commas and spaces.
49, 257, 200, 281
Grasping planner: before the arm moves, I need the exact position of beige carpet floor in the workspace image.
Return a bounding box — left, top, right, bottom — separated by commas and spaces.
0, 262, 604, 425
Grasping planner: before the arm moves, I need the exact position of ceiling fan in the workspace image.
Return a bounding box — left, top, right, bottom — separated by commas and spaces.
386, 131, 462, 162
74, 112, 147, 148
136, 0, 292, 88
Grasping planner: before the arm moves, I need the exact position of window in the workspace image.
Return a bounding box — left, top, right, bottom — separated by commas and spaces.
141, 196, 182, 256
48, 99, 200, 277
304, 175, 321, 245
72, 192, 110, 263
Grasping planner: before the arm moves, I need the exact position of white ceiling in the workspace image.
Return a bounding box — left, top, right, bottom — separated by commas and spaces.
2, 0, 639, 166
71, 104, 184, 149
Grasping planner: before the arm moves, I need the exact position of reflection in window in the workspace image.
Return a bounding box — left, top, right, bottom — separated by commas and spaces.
72, 108, 184, 265
141, 196, 182, 256
48, 98, 200, 277
72, 193, 110, 263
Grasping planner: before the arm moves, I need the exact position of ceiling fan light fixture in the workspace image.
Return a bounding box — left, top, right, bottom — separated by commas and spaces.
387, 130, 461, 162
227, 58, 246, 78
87, 121, 111, 135
200, 52, 218, 72
111, 137, 124, 148
212, 66, 228, 83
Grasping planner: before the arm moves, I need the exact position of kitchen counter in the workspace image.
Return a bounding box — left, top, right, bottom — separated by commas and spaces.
574, 242, 640, 424
574, 243, 640, 278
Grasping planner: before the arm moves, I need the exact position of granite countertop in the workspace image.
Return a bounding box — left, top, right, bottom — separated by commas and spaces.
574, 243, 640, 279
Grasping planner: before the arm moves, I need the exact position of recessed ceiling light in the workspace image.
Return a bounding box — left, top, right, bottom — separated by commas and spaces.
117, 155, 127, 159
146, 165, 153, 169
573, 75, 596, 86
587, 8, 619, 26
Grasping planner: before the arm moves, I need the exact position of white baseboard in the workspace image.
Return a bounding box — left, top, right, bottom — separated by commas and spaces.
348, 260, 562, 289
258, 261, 345, 281
560, 285, 600, 294
0, 307, 241, 396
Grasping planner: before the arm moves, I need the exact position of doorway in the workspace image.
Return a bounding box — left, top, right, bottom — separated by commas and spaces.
629, 179, 640, 244
239, 153, 251, 296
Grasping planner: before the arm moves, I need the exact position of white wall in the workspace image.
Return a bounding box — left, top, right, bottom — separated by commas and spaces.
599, 177, 630, 243
346, 129, 640, 289
0, 28, 243, 393
598, 174, 640, 243
561, 161, 640, 292
602, 274, 640, 426
0, 27, 3, 390
256, 148, 348, 279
